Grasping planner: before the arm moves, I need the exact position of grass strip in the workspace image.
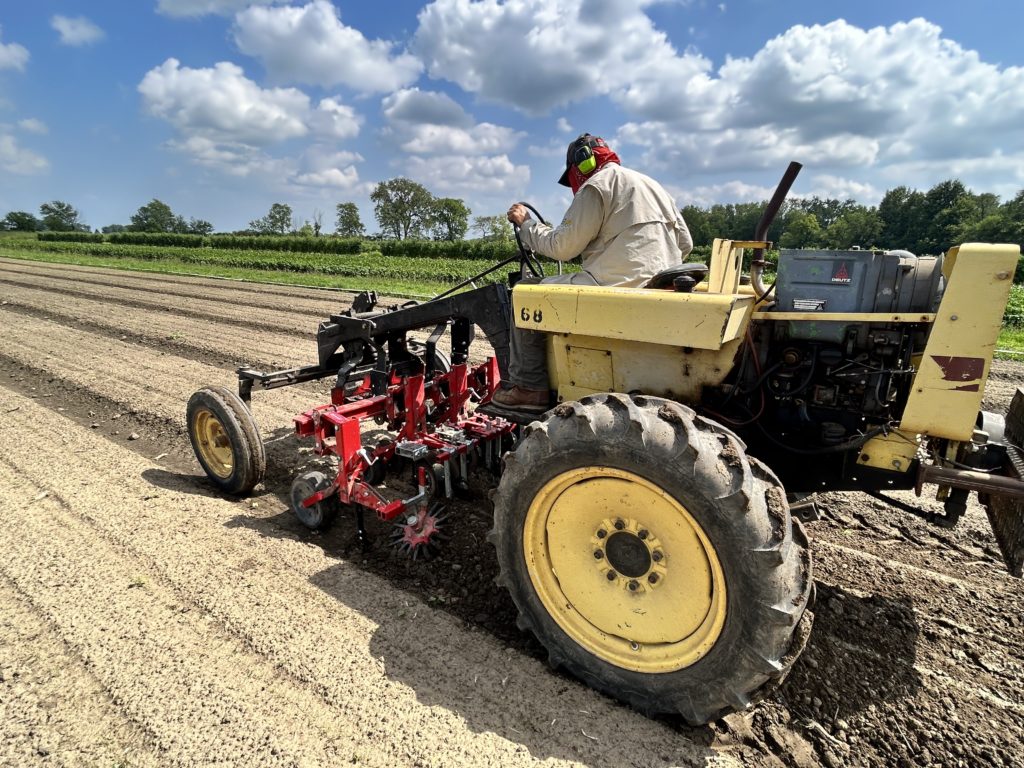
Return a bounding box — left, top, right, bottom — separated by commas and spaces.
0, 249, 449, 299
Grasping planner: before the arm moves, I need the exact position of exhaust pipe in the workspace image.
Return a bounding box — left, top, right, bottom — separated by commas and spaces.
751, 161, 802, 298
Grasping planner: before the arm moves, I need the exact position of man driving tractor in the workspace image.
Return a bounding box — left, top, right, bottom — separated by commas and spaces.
492, 133, 694, 413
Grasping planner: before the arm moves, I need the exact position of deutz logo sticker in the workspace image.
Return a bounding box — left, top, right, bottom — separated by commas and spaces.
831, 262, 851, 283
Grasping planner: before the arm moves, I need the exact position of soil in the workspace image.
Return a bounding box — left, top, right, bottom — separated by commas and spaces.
1, 257, 1022, 767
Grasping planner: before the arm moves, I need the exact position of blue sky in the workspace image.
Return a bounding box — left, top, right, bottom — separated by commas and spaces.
2, 1, 1024, 233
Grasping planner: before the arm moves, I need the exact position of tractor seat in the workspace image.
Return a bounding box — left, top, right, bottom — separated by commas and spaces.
643, 262, 709, 290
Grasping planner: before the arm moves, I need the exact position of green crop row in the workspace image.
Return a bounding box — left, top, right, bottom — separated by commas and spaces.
37, 231, 105, 243
35, 230, 515, 259
1006, 284, 1024, 327
4, 238, 528, 284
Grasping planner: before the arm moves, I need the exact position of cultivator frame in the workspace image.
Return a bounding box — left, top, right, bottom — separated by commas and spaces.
232, 283, 518, 547
292, 360, 515, 521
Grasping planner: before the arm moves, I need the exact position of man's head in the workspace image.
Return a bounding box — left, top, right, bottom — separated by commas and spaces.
558, 133, 620, 194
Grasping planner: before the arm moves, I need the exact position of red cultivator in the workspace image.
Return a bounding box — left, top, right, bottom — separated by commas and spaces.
188, 281, 523, 557
290, 357, 515, 555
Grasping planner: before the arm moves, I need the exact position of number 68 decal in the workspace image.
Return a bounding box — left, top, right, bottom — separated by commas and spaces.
520, 307, 543, 322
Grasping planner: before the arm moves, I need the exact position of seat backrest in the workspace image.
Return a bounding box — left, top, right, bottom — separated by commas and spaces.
643, 262, 709, 290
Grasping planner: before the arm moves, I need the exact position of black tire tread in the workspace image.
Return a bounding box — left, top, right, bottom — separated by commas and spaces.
490, 393, 812, 724
186, 386, 266, 495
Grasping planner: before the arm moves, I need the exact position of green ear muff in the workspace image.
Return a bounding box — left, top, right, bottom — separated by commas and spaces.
577, 154, 597, 174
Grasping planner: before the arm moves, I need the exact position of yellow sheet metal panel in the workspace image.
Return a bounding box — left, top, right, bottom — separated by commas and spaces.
856, 431, 920, 473
708, 238, 743, 294
547, 333, 742, 402
900, 243, 1019, 440
513, 283, 754, 351
567, 346, 614, 391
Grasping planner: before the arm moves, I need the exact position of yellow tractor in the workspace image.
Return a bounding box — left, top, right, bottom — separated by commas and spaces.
187, 162, 1024, 725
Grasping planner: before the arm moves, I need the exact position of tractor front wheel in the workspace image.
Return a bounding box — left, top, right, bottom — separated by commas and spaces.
186, 386, 266, 495
491, 393, 812, 724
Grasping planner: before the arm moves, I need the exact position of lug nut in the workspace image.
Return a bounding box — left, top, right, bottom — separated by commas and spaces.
628, 580, 639, 592
652, 551, 663, 562
648, 573, 659, 584
638, 529, 649, 540
614, 519, 625, 531
606, 571, 616, 581
594, 550, 603, 560
596, 529, 607, 539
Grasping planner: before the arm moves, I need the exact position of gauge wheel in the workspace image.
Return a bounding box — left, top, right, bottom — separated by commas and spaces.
186, 386, 266, 495
290, 470, 340, 531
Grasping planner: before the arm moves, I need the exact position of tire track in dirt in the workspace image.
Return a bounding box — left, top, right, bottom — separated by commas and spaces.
0, 256, 370, 313
0, 388, 737, 768
0, 307, 313, 424
0, 578, 163, 767
0, 456, 369, 767
0, 259, 491, 367
0, 273, 318, 336
0, 281, 315, 372
811, 491, 1009, 582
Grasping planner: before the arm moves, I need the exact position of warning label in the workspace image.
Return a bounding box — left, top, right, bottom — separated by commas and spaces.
831, 262, 852, 284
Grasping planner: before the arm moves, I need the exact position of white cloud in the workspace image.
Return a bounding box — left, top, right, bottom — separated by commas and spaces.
680, 180, 778, 208
0, 132, 48, 175
233, 1, 421, 93
413, 0, 710, 115
413, 8, 1024, 201
404, 154, 530, 196
293, 148, 365, 189
382, 88, 524, 156
380, 87, 527, 198
51, 15, 105, 46
556, 117, 572, 133
139, 59, 364, 185
18, 118, 48, 135
157, 0, 277, 17
615, 18, 1024, 196
138, 59, 361, 145
164, 136, 285, 177
0, 26, 29, 71
308, 97, 361, 140
382, 88, 471, 129
805, 175, 882, 205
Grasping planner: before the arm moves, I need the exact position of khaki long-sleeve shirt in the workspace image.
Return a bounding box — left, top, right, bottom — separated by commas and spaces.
518, 164, 692, 288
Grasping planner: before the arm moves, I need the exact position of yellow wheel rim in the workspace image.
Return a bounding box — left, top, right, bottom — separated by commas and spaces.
524, 467, 726, 673
192, 408, 234, 479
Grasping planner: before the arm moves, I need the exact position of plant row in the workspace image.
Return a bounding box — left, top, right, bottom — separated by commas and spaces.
7, 239, 534, 284
36, 230, 521, 260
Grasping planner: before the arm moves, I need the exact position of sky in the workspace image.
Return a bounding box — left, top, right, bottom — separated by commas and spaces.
2, 1, 1024, 233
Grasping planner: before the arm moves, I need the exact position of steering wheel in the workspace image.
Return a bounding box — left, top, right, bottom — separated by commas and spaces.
512, 202, 547, 279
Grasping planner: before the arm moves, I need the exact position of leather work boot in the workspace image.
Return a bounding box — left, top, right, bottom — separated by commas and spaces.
490, 385, 551, 413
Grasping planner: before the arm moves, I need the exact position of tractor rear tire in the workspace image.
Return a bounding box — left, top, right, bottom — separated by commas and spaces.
490, 393, 812, 725
186, 386, 266, 496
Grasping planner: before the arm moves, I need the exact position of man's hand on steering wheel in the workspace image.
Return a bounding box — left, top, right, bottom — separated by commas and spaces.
507, 202, 547, 279
507, 203, 529, 227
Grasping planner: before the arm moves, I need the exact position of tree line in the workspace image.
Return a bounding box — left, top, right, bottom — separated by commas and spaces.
683, 178, 1024, 255
0, 179, 505, 243
9, 176, 1021, 256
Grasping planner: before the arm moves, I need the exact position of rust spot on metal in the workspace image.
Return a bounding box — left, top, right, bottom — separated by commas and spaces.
930, 355, 984, 382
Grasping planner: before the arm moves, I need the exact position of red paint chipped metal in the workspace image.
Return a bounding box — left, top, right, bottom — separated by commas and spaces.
930, 355, 985, 382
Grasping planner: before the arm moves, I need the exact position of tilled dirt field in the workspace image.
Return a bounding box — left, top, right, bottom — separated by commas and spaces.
1, 257, 1022, 767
